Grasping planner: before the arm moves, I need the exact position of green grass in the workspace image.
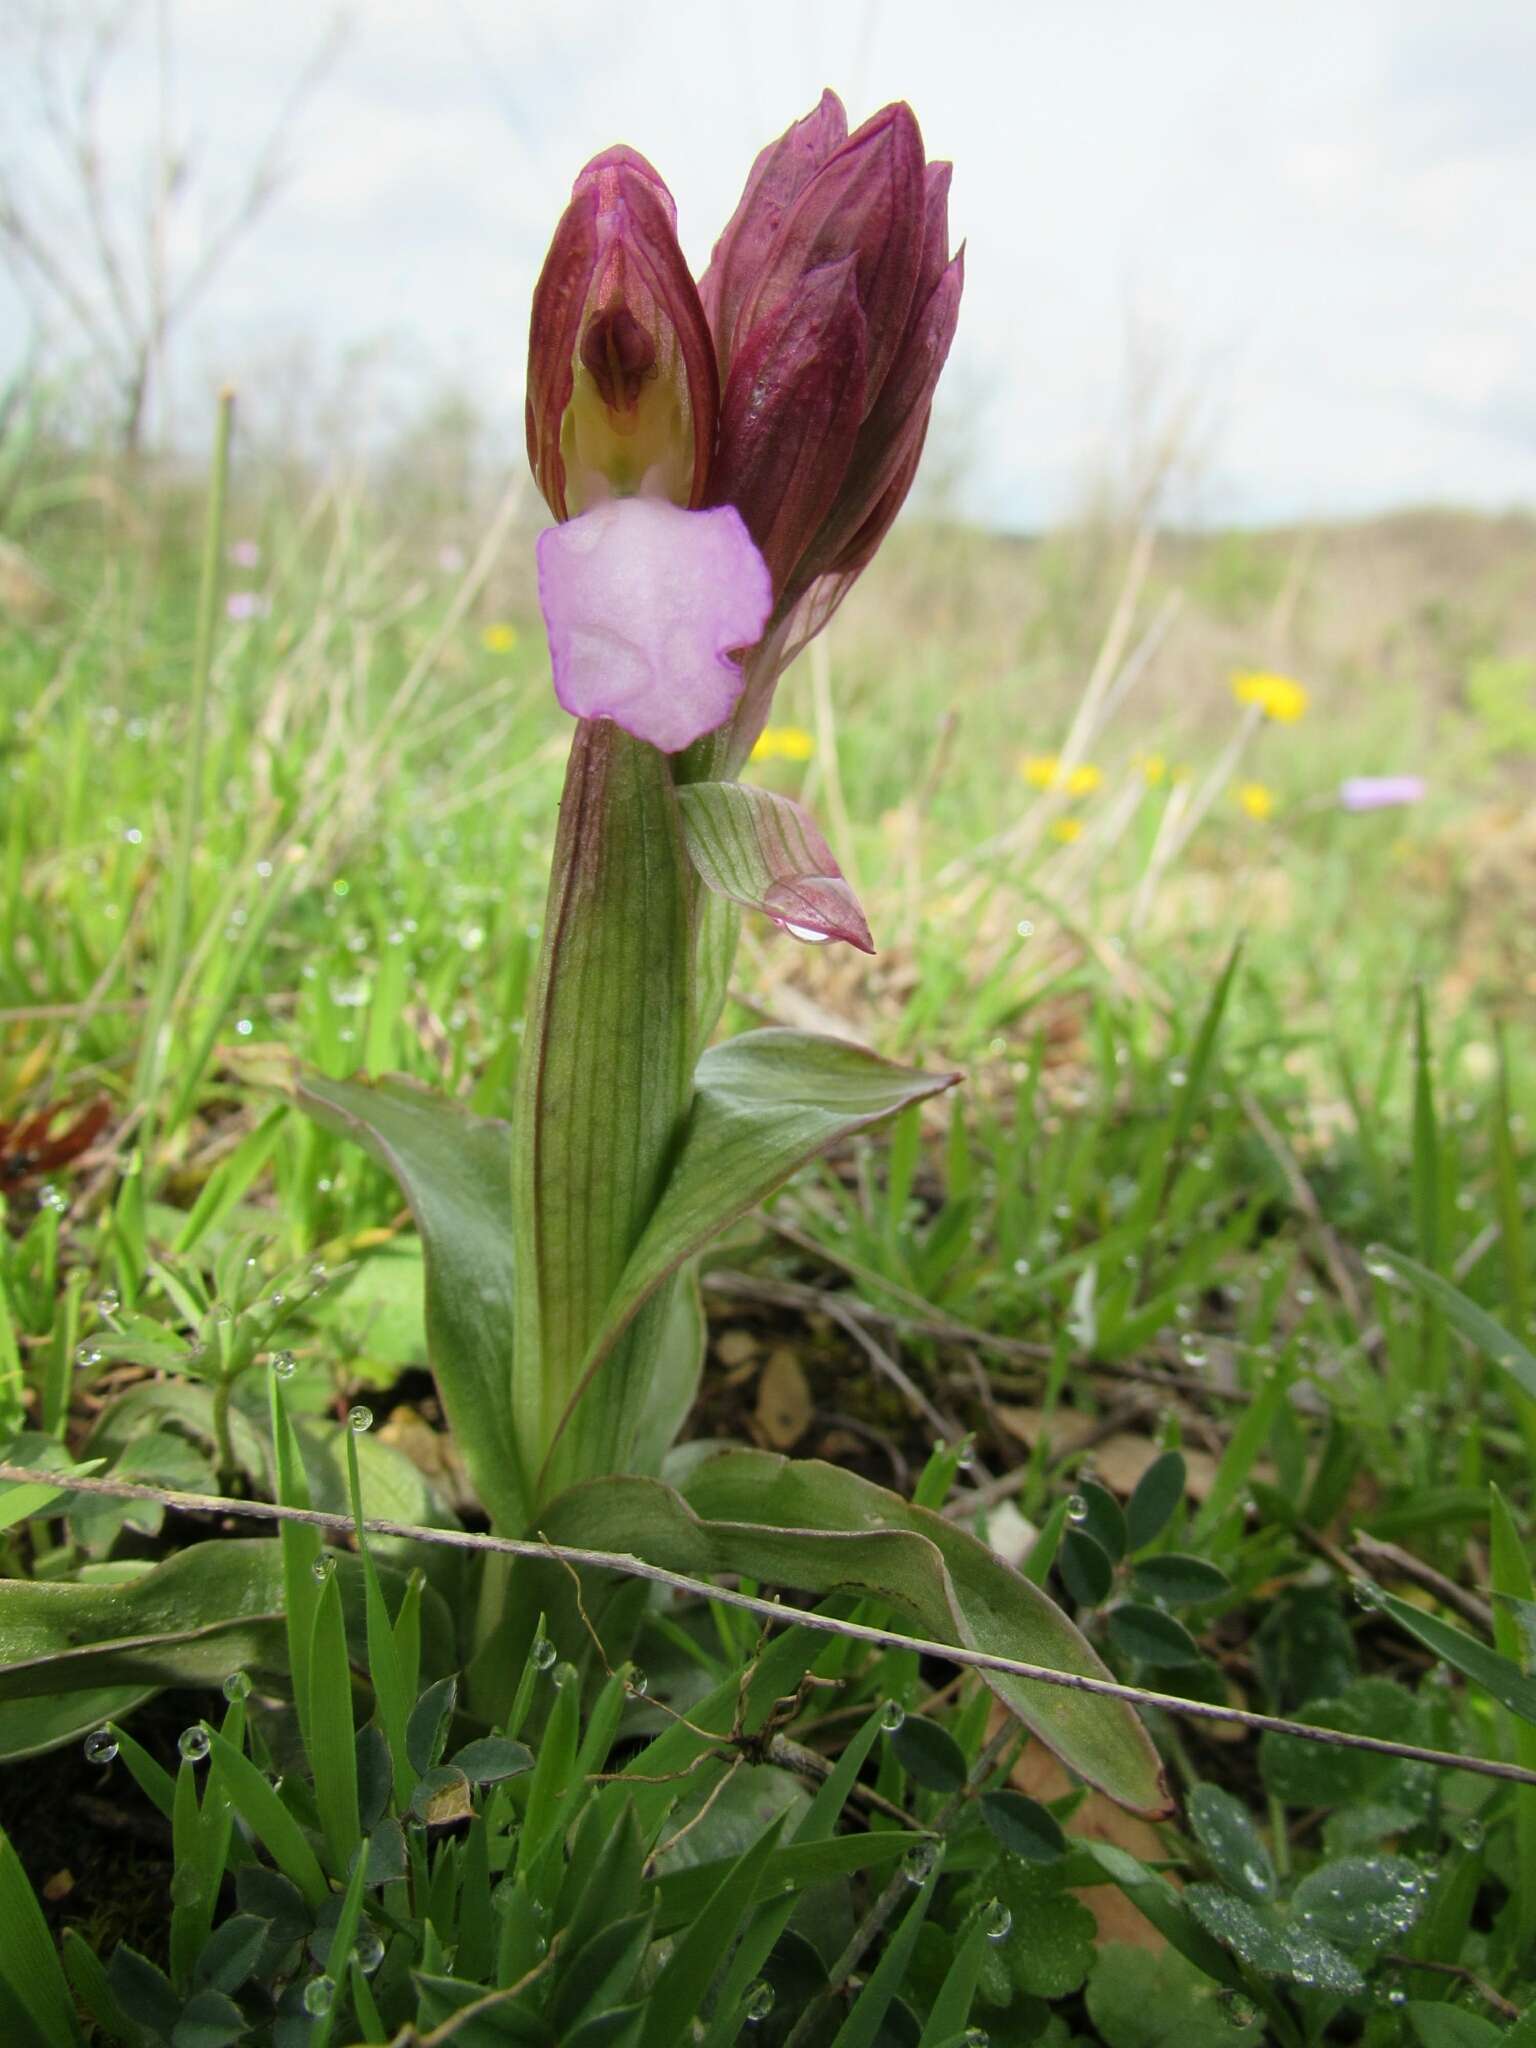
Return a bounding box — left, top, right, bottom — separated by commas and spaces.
3, 459, 1535, 2039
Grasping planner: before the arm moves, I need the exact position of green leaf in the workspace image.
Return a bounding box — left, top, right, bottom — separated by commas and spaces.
545, 1029, 959, 1499
546, 1451, 1171, 1816
1289, 1856, 1429, 1950
640, 1816, 787, 2048
307, 1568, 360, 1868
449, 1736, 534, 1785
193, 1914, 268, 1995
293, 1070, 527, 1534
1186, 1784, 1275, 1903
995, 1864, 1096, 2000
889, 1714, 968, 1794
0, 1685, 155, 1764
675, 780, 872, 951
170, 1987, 248, 2048
1404, 2006, 1505, 2047
1132, 1555, 1230, 1606
407, 1675, 458, 1775
1184, 1885, 1362, 1993
0, 1539, 286, 1703
0, 1824, 84, 2046
1373, 1587, 1536, 1724
980, 1789, 1067, 1863
1085, 1943, 1265, 2047
828, 1849, 941, 2048
1104, 1603, 1205, 1669
1058, 1528, 1113, 1607
1367, 1245, 1536, 1405
204, 1726, 328, 1909
1258, 1678, 1435, 1815
1073, 1480, 1127, 1563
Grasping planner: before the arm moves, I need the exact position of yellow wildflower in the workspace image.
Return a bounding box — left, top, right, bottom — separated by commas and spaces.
482, 622, 518, 653
1232, 671, 1308, 723
1019, 753, 1060, 788
751, 726, 815, 763
1050, 817, 1083, 844
1065, 763, 1102, 796
1137, 752, 1167, 785
1238, 782, 1275, 820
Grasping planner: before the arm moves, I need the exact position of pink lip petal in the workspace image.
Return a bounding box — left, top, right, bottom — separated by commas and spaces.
536, 497, 773, 754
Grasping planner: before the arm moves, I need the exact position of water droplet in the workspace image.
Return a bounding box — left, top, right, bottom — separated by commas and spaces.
222, 1670, 252, 1703
1012, 1257, 1031, 1277
1167, 1064, 1188, 1089
211, 1305, 234, 1328
627, 1667, 649, 1698
1066, 1494, 1089, 1524
37, 1184, 68, 1213
270, 1350, 296, 1378
530, 1634, 557, 1671
1296, 1285, 1316, 1307
781, 920, 829, 944
84, 1729, 117, 1764
880, 1699, 906, 1733
551, 1661, 578, 1691
1363, 1244, 1396, 1281
744, 1980, 775, 2023
982, 1898, 1012, 1942
1179, 1332, 1208, 1367
74, 1344, 103, 1370
352, 1926, 385, 1974
97, 1290, 120, 1316
311, 1554, 335, 1583
348, 1404, 373, 1433
1458, 1816, 1484, 1850
1353, 1581, 1382, 1611
178, 1726, 211, 1763
308, 1261, 329, 1289
1016, 919, 1035, 938
1218, 1990, 1259, 2028
901, 1843, 937, 1886
302, 1975, 335, 2017
962, 2031, 990, 2047
955, 1435, 976, 1471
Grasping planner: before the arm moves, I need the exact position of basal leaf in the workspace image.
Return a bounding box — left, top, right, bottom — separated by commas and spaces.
543, 1452, 1171, 1817
293, 1070, 526, 1535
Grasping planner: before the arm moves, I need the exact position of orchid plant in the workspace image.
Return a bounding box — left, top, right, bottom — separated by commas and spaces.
299, 93, 1168, 1817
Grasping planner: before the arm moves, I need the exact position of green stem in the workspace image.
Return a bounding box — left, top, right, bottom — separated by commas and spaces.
510, 719, 697, 1506
210, 1373, 237, 1492
134, 387, 235, 1161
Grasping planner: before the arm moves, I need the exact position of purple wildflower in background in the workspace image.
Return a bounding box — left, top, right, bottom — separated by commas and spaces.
228, 539, 261, 569
1340, 775, 1426, 812
225, 591, 270, 623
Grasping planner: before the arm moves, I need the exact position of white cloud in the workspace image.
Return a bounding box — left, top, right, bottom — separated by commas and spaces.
2, 0, 1533, 522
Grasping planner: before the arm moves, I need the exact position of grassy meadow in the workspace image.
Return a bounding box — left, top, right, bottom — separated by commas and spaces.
3, 444, 1536, 2040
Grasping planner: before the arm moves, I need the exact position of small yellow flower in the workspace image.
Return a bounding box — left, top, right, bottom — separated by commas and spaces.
481, 622, 518, 653
1137, 752, 1167, 785
1238, 782, 1275, 820
1232, 671, 1308, 723
1065, 763, 1102, 796
1019, 753, 1060, 788
1050, 817, 1083, 844
751, 726, 815, 763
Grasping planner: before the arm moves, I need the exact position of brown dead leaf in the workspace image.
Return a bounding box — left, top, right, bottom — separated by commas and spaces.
997, 1407, 1219, 1501
715, 1329, 761, 1369
754, 1348, 814, 1449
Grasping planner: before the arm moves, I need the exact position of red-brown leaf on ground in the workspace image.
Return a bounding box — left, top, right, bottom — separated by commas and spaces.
0, 1096, 112, 1192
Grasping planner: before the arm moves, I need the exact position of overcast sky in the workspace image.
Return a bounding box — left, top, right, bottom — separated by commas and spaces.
4, 0, 1535, 526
